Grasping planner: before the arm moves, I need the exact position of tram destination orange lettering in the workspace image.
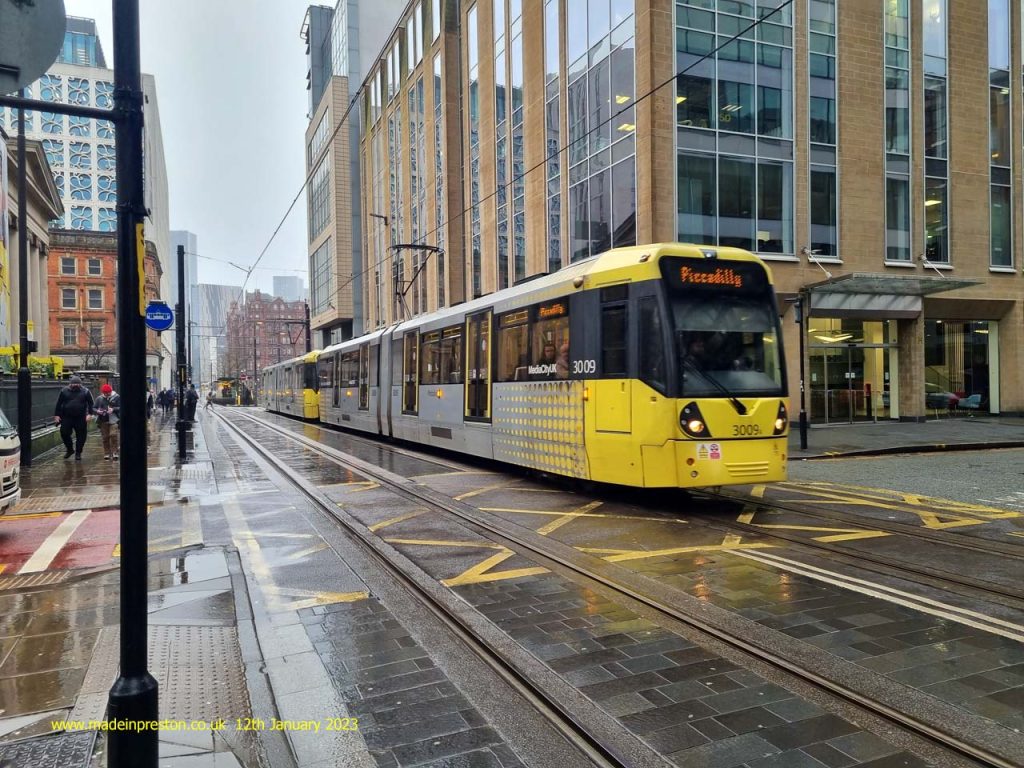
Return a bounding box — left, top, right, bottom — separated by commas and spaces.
538, 302, 566, 318
679, 266, 744, 288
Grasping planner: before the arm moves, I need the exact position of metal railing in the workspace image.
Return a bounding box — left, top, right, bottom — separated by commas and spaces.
0, 379, 74, 432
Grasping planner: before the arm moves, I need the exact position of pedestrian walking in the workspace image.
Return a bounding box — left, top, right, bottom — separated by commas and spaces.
54, 375, 95, 460
204, 389, 213, 411
156, 389, 166, 415
185, 383, 199, 422
95, 383, 121, 460
146, 390, 155, 419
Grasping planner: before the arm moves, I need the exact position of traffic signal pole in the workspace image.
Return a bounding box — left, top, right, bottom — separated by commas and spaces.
106, 0, 159, 764
176, 244, 188, 457
16, 96, 31, 467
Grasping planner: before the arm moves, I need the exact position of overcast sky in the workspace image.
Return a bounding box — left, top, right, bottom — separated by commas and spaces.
66, 0, 311, 295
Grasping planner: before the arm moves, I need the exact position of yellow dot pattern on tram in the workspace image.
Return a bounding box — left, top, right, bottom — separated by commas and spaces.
492, 380, 589, 479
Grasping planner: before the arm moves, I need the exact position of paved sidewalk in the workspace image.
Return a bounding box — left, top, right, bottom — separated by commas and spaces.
0, 412, 273, 768
788, 415, 1024, 459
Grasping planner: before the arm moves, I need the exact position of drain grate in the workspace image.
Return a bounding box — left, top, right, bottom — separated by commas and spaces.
0, 571, 69, 591
0, 731, 96, 768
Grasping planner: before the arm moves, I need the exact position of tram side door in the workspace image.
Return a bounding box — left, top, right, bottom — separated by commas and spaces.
465, 311, 491, 421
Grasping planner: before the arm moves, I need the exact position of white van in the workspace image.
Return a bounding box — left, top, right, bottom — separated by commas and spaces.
0, 409, 21, 514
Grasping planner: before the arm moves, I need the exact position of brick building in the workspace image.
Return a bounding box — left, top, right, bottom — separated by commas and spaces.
349, 0, 1024, 421
224, 290, 309, 392
48, 230, 165, 382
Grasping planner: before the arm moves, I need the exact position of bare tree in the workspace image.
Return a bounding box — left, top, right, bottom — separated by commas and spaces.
81, 327, 115, 370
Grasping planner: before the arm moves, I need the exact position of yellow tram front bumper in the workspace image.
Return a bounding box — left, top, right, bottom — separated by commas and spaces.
640, 435, 788, 488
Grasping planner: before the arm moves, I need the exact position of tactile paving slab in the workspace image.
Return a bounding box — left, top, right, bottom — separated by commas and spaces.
149, 625, 250, 722
14, 493, 120, 514
0, 571, 69, 592
0, 731, 96, 768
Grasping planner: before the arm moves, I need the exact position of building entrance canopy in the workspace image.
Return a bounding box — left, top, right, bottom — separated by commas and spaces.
804, 272, 981, 319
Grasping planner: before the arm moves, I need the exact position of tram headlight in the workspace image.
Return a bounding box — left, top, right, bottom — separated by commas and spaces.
773, 402, 788, 435
680, 402, 710, 438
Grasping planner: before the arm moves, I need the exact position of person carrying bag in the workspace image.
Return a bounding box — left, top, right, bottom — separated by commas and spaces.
95, 383, 122, 460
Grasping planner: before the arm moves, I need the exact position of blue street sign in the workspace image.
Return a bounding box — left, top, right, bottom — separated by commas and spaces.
145, 301, 174, 332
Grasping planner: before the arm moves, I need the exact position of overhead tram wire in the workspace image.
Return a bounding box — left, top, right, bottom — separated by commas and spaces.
229, 0, 796, 320
335, 0, 797, 299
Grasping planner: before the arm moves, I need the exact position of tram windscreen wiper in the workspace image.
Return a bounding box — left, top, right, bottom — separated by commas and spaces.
679, 352, 748, 416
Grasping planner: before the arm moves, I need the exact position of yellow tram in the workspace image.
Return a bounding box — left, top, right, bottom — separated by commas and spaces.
260, 351, 321, 420
265, 244, 789, 489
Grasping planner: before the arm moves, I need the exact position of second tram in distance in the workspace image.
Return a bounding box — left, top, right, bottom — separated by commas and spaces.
263, 243, 789, 489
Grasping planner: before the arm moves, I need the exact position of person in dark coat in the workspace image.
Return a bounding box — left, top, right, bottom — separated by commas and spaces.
185, 384, 199, 421
54, 375, 95, 460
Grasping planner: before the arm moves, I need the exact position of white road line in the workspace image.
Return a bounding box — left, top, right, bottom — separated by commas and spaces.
18, 510, 91, 574
731, 549, 1024, 643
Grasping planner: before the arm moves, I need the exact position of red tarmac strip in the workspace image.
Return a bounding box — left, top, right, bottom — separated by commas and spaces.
0, 508, 120, 573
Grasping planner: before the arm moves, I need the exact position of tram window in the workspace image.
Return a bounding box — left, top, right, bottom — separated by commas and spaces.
420, 331, 441, 385
358, 345, 369, 409
340, 351, 359, 387
639, 297, 667, 394
531, 301, 569, 380
439, 326, 463, 384
319, 357, 334, 392
497, 311, 530, 382
403, 332, 419, 414
601, 305, 628, 377
369, 345, 379, 386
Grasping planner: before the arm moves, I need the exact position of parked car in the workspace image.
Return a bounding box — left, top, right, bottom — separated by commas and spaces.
0, 407, 21, 515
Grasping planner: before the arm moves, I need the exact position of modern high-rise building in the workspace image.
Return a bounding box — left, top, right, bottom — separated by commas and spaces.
356, 0, 1024, 420
301, 0, 404, 348
194, 283, 240, 385
1, 16, 173, 385
273, 275, 306, 303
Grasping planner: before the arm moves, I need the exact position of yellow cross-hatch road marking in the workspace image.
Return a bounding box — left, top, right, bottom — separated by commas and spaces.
750, 524, 891, 543
383, 538, 505, 550
368, 510, 428, 532
775, 483, 1000, 530
441, 548, 549, 587
480, 507, 688, 525
535, 501, 604, 536
782, 481, 1022, 520
264, 585, 368, 611
454, 481, 521, 501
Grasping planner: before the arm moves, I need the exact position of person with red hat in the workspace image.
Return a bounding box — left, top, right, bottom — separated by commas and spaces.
94, 383, 122, 460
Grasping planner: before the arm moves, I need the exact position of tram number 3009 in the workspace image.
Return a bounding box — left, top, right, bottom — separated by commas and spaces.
572, 359, 597, 375
732, 424, 762, 436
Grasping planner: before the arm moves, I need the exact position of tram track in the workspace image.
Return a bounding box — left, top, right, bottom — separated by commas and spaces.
221, 407, 1023, 768
211, 409, 632, 768
679, 491, 1024, 615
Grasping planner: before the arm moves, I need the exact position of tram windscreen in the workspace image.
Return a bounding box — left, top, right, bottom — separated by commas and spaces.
661, 258, 784, 397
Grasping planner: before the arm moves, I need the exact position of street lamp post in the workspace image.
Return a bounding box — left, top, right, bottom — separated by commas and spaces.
792, 294, 809, 450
